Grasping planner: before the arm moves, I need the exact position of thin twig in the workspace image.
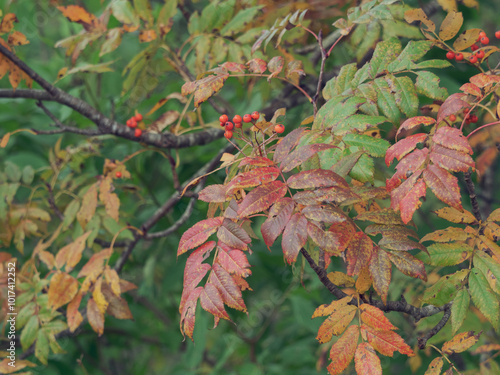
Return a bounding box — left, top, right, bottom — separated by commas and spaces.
313, 29, 327, 115
418, 305, 452, 349
145, 197, 197, 240
45, 183, 64, 220
464, 171, 482, 223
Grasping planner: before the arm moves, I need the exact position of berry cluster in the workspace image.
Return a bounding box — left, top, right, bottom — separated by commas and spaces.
448, 109, 479, 124
218, 111, 286, 140
446, 31, 500, 64
126, 113, 143, 137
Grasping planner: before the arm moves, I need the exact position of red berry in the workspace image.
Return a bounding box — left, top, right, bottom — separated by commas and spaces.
251, 111, 260, 120
220, 121, 226, 127
134, 128, 142, 137
235, 122, 242, 128
219, 114, 228, 123
455, 53, 464, 61
274, 124, 285, 134
496, 31, 500, 39
225, 121, 234, 131
479, 31, 487, 38
470, 114, 478, 123
480, 36, 489, 45
128, 118, 137, 128
449, 114, 456, 122
446, 51, 455, 59
463, 108, 470, 115
233, 115, 242, 123
224, 130, 233, 139
115, 171, 122, 178
135, 113, 143, 122
126, 119, 132, 127
471, 44, 479, 51
477, 50, 485, 59
470, 55, 478, 64
243, 114, 252, 123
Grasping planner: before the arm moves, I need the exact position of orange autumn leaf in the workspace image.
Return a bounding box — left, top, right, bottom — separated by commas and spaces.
67, 292, 83, 333
442, 331, 481, 354
327, 325, 359, 375
359, 304, 398, 331
57, 5, 100, 31
0, 13, 18, 33
48, 271, 79, 311
355, 342, 382, 375
316, 305, 357, 344
361, 324, 415, 357
139, 29, 157, 43
8, 30, 29, 45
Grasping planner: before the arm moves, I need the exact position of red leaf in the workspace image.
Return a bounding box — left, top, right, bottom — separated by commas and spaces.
355, 342, 382, 375
282, 213, 308, 264
429, 144, 475, 172
180, 286, 202, 340
369, 247, 392, 303
346, 232, 374, 276
396, 116, 435, 139
217, 243, 251, 278
287, 169, 348, 189
261, 197, 294, 246
390, 173, 426, 224
198, 184, 227, 203
460, 82, 482, 97
469, 73, 500, 88
437, 93, 469, 123
387, 251, 427, 281
217, 218, 251, 250
239, 156, 274, 167
329, 221, 357, 252
179, 242, 214, 314
273, 127, 308, 163
293, 186, 359, 205
209, 263, 246, 312
237, 181, 287, 218
218, 62, 246, 73
327, 325, 359, 375
432, 127, 472, 154
302, 204, 347, 223
178, 217, 223, 255
386, 148, 429, 191
361, 325, 415, 357
247, 58, 267, 73
200, 283, 231, 324
307, 221, 341, 256
226, 167, 281, 195
385, 133, 428, 166
359, 304, 397, 331
423, 164, 462, 210
281, 144, 336, 172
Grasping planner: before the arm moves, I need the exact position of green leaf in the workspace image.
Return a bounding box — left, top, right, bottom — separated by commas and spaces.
356, 83, 380, 116
416, 71, 448, 101
333, 114, 389, 135
350, 64, 371, 88
415, 242, 473, 266
20, 315, 39, 350
391, 76, 418, 117
35, 329, 50, 365
474, 252, 500, 294
381, 20, 424, 39
469, 268, 499, 329
5, 161, 21, 182
413, 59, 453, 70
111, 0, 140, 25
333, 151, 364, 178
451, 288, 469, 334
374, 78, 400, 124
62, 200, 80, 231
342, 134, 390, 157
323, 63, 357, 99
387, 40, 433, 72
356, 22, 381, 62
221, 6, 263, 36
422, 269, 468, 306
313, 96, 366, 130
319, 147, 342, 170
369, 37, 402, 77
348, 152, 374, 183
188, 11, 201, 35
22, 165, 35, 185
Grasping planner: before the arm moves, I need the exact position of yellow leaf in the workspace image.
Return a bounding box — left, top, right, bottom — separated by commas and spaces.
439, 11, 463, 41
92, 277, 109, 314
104, 267, 121, 296
327, 272, 355, 288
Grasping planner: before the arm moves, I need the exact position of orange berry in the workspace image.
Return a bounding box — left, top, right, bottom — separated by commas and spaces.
225, 121, 234, 131
224, 130, 233, 139
219, 114, 228, 123
134, 128, 142, 137
479, 31, 487, 38
470, 55, 478, 64
115, 171, 122, 178
233, 115, 242, 123
235, 122, 242, 128
243, 114, 252, 122
135, 113, 143, 122
274, 124, 285, 133
480, 36, 489, 45
446, 51, 455, 59
449, 114, 456, 122
251, 111, 260, 120
455, 53, 464, 61
477, 50, 485, 59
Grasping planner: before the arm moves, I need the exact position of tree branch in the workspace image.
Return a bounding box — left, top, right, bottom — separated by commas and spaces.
464, 171, 482, 223
418, 304, 452, 349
